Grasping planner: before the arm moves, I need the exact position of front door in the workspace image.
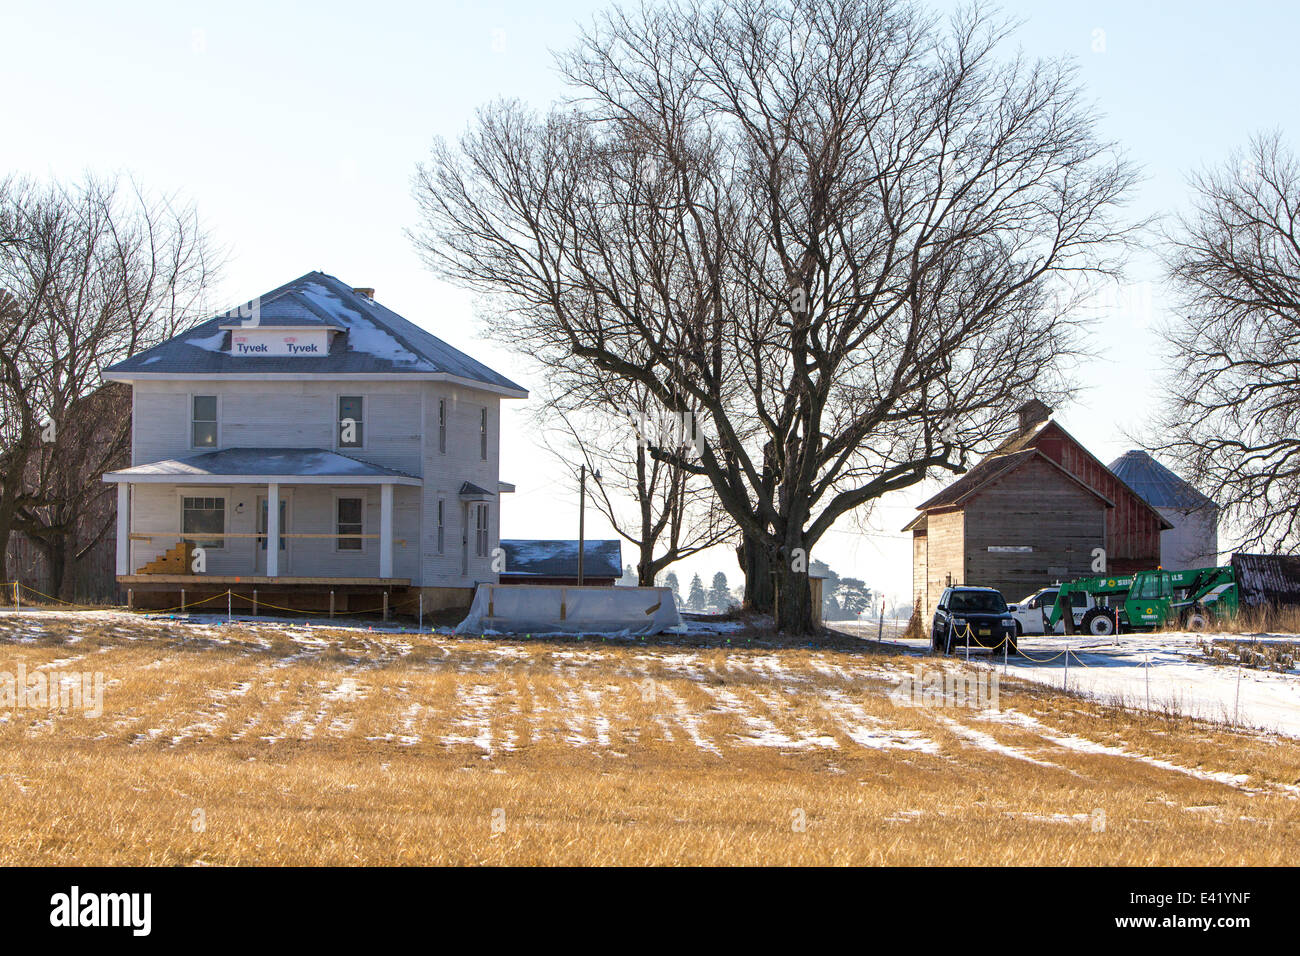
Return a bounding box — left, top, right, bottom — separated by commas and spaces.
255, 495, 290, 574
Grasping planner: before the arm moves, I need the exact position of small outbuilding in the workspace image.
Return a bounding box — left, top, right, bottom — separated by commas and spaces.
497, 539, 622, 586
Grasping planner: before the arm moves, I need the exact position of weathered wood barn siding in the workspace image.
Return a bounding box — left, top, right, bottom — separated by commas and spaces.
912, 509, 965, 623
1028, 424, 1163, 573
962, 456, 1106, 604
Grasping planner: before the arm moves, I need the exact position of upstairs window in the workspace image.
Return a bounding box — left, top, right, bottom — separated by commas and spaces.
438, 399, 447, 454
338, 396, 364, 449
480, 408, 488, 460
336, 497, 363, 551
192, 396, 217, 448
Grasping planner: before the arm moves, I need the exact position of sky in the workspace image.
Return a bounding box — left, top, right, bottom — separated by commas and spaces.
2, 0, 1297, 610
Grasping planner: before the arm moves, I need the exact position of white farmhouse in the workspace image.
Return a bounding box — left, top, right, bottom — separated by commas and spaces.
102, 271, 527, 612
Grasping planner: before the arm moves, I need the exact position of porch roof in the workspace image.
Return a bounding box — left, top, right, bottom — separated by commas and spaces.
102, 447, 423, 486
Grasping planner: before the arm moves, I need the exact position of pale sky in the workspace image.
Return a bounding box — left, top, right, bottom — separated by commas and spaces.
3, 1, 1296, 608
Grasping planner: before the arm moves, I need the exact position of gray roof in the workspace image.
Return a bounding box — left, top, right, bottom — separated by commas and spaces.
106, 271, 526, 394
1231, 553, 1300, 608
103, 447, 422, 485
1108, 450, 1216, 511
499, 539, 622, 579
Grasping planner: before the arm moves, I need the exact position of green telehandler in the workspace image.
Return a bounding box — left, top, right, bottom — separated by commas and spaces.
1045, 566, 1240, 635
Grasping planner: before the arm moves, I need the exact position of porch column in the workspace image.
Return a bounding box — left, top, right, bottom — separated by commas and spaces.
266, 482, 280, 577
116, 483, 130, 575
379, 483, 394, 579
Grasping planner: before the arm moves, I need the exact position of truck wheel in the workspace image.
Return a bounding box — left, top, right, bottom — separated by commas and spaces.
1004, 633, 1019, 657
1083, 609, 1116, 636
1014, 620, 1024, 638
1184, 607, 1210, 632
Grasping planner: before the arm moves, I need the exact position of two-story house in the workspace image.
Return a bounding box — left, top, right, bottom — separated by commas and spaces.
102, 271, 527, 612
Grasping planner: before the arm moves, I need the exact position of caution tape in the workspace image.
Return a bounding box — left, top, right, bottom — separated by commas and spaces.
0, 581, 117, 609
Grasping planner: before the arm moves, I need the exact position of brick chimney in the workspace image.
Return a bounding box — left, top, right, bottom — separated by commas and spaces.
353, 287, 375, 300
1016, 399, 1052, 432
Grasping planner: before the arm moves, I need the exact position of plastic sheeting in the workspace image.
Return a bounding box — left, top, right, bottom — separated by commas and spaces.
454, 584, 682, 635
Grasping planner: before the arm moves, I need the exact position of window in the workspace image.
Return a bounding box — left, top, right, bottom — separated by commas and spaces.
438, 399, 446, 454
948, 590, 1008, 613
336, 497, 363, 551
480, 408, 488, 460
338, 396, 364, 449
474, 503, 489, 557
192, 396, 217, 448
437, 499, 445, 554
182, 496, 225, 549
1133, 573, 1166, 600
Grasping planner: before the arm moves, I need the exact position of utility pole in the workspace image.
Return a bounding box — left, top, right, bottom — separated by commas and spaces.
577, 465, 600, 586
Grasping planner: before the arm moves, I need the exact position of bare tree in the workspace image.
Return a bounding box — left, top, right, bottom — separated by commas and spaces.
412, 0, 1137, 632
537, 380, 734, 586
1152, 133, 1300, 552
0, 175, 217, 587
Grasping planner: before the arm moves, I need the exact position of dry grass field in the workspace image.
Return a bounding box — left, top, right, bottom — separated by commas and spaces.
1, 609, 1298, 865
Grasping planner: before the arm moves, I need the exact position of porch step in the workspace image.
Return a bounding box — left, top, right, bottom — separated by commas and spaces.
138, 540, 196, 575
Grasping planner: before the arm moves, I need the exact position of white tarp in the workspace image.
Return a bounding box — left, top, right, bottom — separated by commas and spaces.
454, 585, 682, 636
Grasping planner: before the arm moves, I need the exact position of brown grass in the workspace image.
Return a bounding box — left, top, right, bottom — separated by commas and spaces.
0, 610, 1297, 865
1205, 604, 1300, 636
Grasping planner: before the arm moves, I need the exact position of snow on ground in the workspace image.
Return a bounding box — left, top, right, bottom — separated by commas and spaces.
854, 624, 1300, 737
5, 607, 1300, 752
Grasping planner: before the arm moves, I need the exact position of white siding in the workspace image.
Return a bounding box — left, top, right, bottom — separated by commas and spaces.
127, 377, 507, 586
132, 380, 422, 475
127, 483, 418, 579
420, 382, 501, 588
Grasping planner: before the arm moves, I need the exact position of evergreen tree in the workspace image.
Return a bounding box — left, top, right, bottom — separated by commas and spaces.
686, 573, 706, 611
662, 570, 682, 608
708, 571, 732, 611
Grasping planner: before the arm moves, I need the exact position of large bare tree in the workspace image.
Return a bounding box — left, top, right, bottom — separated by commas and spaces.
1151, 133, 1300, 552
0, 175, 217, 589
411, 0, 1137, 632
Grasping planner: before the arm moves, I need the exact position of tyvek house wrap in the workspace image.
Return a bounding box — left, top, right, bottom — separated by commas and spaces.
455, 585, 682, 636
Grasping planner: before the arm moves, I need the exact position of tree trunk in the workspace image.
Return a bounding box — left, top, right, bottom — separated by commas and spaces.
637, 542, 657, 587
0, 492, 19, 585
49, 536, 71, 602
775, 560, 815, 636
0, 525, 11, 588
737, 536, 776, 614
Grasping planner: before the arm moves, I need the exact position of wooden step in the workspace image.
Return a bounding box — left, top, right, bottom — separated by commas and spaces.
138, 540, 196, 575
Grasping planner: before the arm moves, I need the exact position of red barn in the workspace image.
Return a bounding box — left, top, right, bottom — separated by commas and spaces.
907, 401, 1170, 621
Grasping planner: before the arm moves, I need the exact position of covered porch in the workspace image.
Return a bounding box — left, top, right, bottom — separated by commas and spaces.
103, 448, 423, 589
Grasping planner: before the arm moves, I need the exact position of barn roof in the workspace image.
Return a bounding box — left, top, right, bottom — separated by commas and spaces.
498, 539, 623, 580
903, 448, 1113, 531
1107, 450, 1217, 511
105, 271, 527, 395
